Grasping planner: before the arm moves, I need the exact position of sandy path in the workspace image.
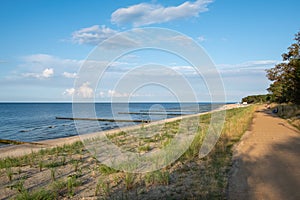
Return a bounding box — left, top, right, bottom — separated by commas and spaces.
228, 106, 300, 200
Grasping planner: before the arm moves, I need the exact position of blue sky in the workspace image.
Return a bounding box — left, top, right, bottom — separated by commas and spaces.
0, 0, 299, 102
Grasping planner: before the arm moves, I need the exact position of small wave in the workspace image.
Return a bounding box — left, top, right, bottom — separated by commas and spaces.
19, 128, 35, 133
19, 124, 56, 132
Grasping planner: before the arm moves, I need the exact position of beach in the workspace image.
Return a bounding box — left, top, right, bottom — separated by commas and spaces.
0, 103, 253, 199
0, 103, 241, 159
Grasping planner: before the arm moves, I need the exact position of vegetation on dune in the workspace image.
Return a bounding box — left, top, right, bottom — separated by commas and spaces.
243, 31, 300, 106
242, 94, 273, 104
266, 31, 300, 104
0, 106, 255, 199
271, 104, 300, 130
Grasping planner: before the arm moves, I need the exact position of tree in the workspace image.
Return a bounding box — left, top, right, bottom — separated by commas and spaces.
266, 31, 300, 104
242, 94, 272, 104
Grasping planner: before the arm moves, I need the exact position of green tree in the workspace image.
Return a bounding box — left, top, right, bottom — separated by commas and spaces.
266, 31, 300, 104
242, 94, 272, 104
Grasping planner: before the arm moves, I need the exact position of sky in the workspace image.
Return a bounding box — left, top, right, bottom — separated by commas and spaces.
0, 0, 299, 102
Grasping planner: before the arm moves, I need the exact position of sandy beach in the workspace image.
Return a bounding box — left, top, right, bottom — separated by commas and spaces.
0, 103, 242, 159
0, 103, 252, 199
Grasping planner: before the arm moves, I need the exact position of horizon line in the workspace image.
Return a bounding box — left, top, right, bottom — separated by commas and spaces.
0, 101, 238, 104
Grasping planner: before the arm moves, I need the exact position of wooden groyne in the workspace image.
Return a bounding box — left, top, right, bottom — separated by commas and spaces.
139, 109, 198, 113
0, 139, 45, 146
55, 117, 150, 123
118, 112, 188, 116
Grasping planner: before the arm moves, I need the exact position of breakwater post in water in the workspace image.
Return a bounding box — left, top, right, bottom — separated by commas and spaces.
55, 117, 151, 123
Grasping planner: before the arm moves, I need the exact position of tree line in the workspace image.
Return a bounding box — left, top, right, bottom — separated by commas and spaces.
242, 31, 300, 104
241, 94, 272, 104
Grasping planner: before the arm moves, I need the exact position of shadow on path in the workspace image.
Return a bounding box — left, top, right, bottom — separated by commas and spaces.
228, 107, 300, 200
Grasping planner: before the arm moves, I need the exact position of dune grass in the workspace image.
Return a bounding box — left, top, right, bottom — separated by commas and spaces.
0, 105, 255, 199
272, 103, 300, 130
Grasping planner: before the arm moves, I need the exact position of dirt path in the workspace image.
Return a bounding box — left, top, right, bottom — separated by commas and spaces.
228, 106, 300, 200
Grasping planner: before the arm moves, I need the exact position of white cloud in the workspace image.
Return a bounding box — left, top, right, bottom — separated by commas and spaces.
22, 54, 82, 69
42, 68, 54, 78
172, 65, 196, 75
99, 34, 140, 50
71, 25, 140, 48
63, 83, 93, 98
197, 35, 206, 42
161, 35, 195, 47
22, 73, 37, 78
217, 60, 279, 70
63, 88, 75, 96
72, 25, 118, 45
18, 54, 83, 80
108, 89, 130, 98
104, 89, 146, 98
23, 68, 54, 79
23, 54, 53, 63
63, 72, 78, 78
210, 60, 279, 102
215, 60, 281, 79
99, 91, 105, 98
77, 82, 93, 98
241, 60, 280, 67
168, 35, 193, 43
111, 0, 213, 27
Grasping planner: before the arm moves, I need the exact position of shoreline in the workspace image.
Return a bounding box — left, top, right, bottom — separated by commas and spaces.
0, 104, 254, 200
0, 103, 243, 159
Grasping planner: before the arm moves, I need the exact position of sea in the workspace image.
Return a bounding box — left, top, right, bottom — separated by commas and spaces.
0, 103, 225, 146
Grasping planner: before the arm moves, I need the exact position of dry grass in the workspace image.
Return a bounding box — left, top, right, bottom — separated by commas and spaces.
271, 103, 300, 130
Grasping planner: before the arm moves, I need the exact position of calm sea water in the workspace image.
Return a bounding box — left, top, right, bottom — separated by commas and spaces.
0, 103, 222, 145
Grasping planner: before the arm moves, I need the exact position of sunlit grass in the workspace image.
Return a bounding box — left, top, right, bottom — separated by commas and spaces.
0, 105, 255, 199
